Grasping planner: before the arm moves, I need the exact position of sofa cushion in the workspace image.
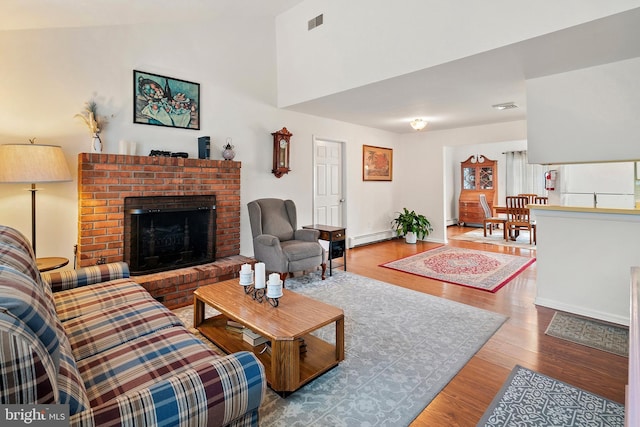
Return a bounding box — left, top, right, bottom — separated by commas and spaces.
63, 298, 185, 362
78, 326, 222, 406
0, 225, 36, 262
58, 334, 90, 415
281, 239, 324, 261
0, 266, 60, 371
0, 312, 58, 405
0, 238, 41, 287
69, 351, 264, 427
54, 279, 151, 322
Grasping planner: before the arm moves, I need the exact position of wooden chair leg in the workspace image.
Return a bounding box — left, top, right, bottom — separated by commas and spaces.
321, 263, 326, 280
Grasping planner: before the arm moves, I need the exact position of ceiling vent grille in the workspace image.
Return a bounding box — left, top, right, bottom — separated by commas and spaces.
308, 14, 323, 31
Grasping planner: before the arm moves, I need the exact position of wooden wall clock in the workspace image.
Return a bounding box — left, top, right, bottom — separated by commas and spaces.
271, 127, 291, 178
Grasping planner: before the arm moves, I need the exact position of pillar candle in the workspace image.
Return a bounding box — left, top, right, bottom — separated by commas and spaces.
267, 273, 283, 298
255, 263, 266, 289
241, 263, 251, 274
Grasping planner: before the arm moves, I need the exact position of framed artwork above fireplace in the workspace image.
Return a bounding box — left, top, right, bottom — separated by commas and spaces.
133, 70, 200, 130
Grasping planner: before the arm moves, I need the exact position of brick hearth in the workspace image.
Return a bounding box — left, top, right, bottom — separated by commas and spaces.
77, 153, 249, 308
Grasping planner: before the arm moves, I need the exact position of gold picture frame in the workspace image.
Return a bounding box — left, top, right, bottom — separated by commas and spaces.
363, 145, 393, 181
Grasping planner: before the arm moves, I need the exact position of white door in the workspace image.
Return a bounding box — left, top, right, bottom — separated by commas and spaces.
313, 137, 344, 226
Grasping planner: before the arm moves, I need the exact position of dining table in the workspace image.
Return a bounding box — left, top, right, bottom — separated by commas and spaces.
493, 204, 540, 243
493, 205, 507, 215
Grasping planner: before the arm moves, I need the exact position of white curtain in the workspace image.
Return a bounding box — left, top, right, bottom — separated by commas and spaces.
505, 150, 547, 196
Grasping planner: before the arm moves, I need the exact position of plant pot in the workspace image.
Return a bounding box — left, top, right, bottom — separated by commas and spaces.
405, 232, 417, 244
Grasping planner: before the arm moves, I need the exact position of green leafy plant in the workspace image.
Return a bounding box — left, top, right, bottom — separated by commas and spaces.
391, 208, 433, 240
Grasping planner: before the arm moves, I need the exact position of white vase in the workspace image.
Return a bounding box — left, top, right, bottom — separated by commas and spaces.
405, 232, 417, 244
91, 133, 103, 153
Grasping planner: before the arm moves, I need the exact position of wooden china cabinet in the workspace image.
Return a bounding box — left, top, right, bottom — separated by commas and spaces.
458, 155, 498, 226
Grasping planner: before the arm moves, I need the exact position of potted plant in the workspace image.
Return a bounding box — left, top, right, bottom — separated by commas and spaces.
391, 208, 433, 244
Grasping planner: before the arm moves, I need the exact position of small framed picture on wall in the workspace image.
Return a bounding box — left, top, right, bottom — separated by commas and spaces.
363, 145, 393, 181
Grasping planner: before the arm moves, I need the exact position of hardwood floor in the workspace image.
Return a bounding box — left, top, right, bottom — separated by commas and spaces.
343, 225, 628, 426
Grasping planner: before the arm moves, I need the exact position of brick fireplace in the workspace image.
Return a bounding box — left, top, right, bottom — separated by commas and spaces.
77, 153, 253, 308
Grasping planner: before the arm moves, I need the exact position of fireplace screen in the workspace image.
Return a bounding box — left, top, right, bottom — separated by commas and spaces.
124, 195, 216, 275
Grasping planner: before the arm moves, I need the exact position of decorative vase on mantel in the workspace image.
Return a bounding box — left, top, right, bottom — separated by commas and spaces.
91, 133, 103, 153
222, 137, 235, 160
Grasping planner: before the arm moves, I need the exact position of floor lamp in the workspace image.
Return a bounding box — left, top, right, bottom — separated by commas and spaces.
0, 142, 72, 256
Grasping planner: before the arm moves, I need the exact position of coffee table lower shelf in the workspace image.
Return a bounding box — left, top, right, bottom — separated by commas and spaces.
197, 314, 341, 394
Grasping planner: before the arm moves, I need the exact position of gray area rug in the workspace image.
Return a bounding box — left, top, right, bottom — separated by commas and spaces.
177, 270, 507, 426
477, 365, 625, 426
545, 311, 629, 357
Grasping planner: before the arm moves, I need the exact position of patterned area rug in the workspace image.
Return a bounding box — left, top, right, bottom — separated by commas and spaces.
449, 228, 536, 250
477, 365, 625, 426
174, 270, 507, 426
381, 246, 536, 292
545, 311, 629, 357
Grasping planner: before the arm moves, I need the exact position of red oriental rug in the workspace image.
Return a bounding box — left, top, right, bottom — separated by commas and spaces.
380, 246, 536, 292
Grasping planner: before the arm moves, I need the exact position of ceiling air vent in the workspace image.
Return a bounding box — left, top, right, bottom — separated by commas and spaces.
308, 14, 323, 31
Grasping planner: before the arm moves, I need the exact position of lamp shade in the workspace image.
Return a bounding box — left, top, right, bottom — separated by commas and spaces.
0, 144, 72, 183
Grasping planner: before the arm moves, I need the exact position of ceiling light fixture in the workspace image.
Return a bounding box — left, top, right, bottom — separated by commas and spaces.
410, 118, 427, 131
492, 102, 519, 110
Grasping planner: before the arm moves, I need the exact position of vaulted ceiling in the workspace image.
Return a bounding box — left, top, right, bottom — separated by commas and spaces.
3, 2, 640, 134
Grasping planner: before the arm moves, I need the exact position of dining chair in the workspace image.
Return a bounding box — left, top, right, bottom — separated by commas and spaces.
517, 193, 538, 204
506, 195, 535, 244
534, 196, 548, 204
479, 194, 506, 239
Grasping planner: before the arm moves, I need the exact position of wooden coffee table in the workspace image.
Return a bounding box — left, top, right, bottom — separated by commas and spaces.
194, 279, 345, 394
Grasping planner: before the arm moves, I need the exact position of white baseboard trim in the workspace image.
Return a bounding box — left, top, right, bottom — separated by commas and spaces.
426, 237, 446, 244
535, 297, 629, 327
348, 230, 396, 248
348, 231, 445, 248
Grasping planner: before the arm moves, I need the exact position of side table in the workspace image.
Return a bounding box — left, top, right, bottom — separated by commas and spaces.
302, 224, 346, 276
36, 257, 69, 272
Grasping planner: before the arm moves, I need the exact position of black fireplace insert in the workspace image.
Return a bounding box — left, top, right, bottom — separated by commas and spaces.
124, 195, 216, 275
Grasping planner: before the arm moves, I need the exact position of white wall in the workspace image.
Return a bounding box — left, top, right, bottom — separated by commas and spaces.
534, 207, 640, 325
527, 57, 640, 164
276, 0, 640, 107
0, 18, 399, 264
396, 121, 527, 243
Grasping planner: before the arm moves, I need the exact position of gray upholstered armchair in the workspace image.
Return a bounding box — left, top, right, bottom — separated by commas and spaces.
248, 198, 326, 285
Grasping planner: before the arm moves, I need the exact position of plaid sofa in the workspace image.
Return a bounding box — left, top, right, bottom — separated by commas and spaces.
0, 225, 266, 426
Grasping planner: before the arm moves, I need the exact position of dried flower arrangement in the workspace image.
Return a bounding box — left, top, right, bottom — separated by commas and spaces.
75, 101, 104, 135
